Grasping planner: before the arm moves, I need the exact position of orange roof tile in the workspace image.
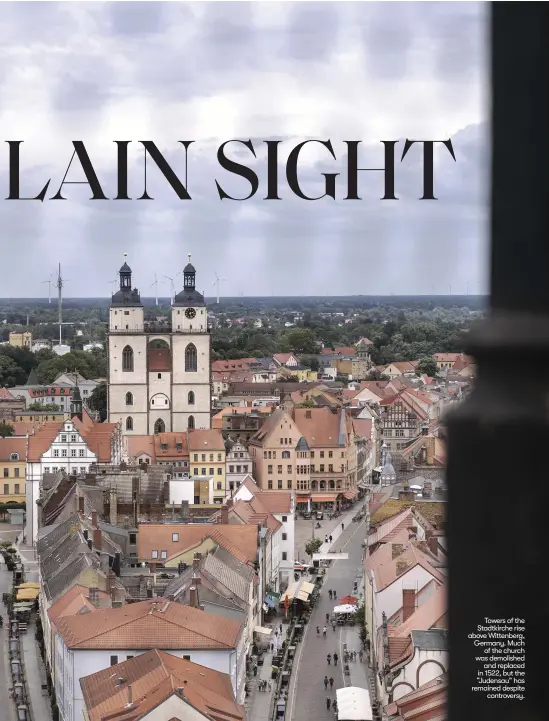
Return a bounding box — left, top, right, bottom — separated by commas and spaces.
187, 429, 225, 452
0, 436, 27, 462
153, 433, 189, 461
293, 407, 345, 447
126, 435, 156, 461
137, 524, 259, 566
0, 387, 15, 399
389, 584, 447, 640
56, 599, 242, 650
80, 649, 244, 721
47, 584, 109, 625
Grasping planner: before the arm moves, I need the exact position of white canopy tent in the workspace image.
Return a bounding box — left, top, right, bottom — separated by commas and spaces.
333, 604, 358, 614
336, 687, 372, 720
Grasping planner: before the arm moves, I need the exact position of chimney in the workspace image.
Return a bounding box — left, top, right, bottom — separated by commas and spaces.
425, 437, 435, 465
221, 504, 229, 525
127, 685, 132, 706
192, 553, 201, 570
396, 560, 409, 576
191, 574, 201, 586
91, 509, 98, 528
88, 587, 99, 607
93, 529, 102, 550
78, 496, 85, 514
402, 588, 416, 622
189, 586, 198, 608
87, 539, 93, 551
391, 543, 404, 560
106, 571, 116, 595
428, 536, 438, 557
83, 529, 89, 541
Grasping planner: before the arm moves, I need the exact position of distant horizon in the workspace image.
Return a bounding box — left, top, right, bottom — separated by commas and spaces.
0, 293, 488, 302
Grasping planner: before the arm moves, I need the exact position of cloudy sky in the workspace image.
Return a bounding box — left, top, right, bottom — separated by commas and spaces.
0, 1, 488, 298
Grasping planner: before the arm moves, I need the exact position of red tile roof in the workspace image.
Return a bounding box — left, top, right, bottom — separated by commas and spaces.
187, 429, 225, 452
0, 436, 27, 462
56, 599, 242, 650
0, 387, 15, 399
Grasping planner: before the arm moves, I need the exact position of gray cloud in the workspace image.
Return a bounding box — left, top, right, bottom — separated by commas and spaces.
0, 1, 488, 298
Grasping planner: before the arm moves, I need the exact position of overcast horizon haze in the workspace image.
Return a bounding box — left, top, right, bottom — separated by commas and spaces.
0, 1, 489, 298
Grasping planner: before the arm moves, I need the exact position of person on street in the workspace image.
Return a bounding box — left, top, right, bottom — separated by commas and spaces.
332, 699, 337, 712
332, 620, 336, 631
328, 589, 332, 599
329, 677, 334, 689
326, 612, 330, 622
329, 535, 333, 543
317, 626, 320, 636
325, 535, 328, 543
327, 653, 331, 665
326, 697, 331, 710
333, 652, 338, 665
323, 626, 327, 638
341, 523, 344, 531
324, 676, 329, 690
359, 649, 364, 662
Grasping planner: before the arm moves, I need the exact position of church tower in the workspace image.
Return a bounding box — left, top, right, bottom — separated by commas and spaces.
108, 254, 211, 435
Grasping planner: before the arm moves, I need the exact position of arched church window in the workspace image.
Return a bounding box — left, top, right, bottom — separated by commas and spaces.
122, 346, 134, 372
188, 415, 195, 430
154, 419, 165, 434
188, 391, 195, 405
185, 344, 197, 372
126, 416, 133, 431
126, 392, 133, 405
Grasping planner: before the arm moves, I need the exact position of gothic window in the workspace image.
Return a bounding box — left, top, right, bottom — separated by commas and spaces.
154, 419, 165, 434
126, 392, 133, 406
185, 344, 197, 372
188, 391, 195, 405
126, 416, 133, 431
188, 415, 195, 430
122, 346, 134, 372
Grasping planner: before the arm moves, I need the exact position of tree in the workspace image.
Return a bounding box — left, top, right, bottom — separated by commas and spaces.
296, 398, 316, 409
28, 402, 61, 411
0, 355, 21, 387
305, 537, 322, 558
284, 328, 318, 355
416, 356, 438, 377
0, 421, 15, 437
301, 356, 319, 371
88, 382, 107, 421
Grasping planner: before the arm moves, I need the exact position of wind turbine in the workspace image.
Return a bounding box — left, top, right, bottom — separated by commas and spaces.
163, 271, 181, 305
212, 271, 227, 304
42, 273, 54, 304
150, 274, 159, 306
56, 264, 72, 346
109, 278, 118, 295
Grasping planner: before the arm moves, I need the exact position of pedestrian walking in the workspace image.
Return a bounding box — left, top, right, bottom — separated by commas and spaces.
327, 653, 331, 665
359, 649, 364, 662
332, 700, 337, 712
332, 620, 336, 631
270, 642, 274, 652
326, 612, 330, 622
326, 697, 331, 710
325, 535, 328, 543
317, 626, 320, 636
253, 665, 258, 677
328, 589, 332, 599
329, 535, 332, 543
341, 523, 344, 531
323, 626, 327, 638
324, 676, 329, 691
333, 652, 338, 666
329, 677, 334, 689
279, 624, 283, 633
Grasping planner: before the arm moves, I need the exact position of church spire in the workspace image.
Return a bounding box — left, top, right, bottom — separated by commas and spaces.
183, 253, 196, 291
119, 252, 131, 290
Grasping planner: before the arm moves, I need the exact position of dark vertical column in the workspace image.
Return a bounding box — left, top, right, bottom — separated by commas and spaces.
447, 4, 549, 720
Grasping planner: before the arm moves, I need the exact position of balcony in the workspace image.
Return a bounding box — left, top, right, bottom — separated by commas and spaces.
109, 323, 211, 335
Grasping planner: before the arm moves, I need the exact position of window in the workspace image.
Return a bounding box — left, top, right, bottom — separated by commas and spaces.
79, 449, 85, 457
329, 464, 333, 472
268, 480, 273, 489
3, 468, 8, 478
154, 419, 165, 434
161, 551, 167, 559
53, 449, 59, 457
3, 484, 8, 494
216, 481, 222, 490
278, 480, 283, 489
151, 550, 158, 559
126, 655, 134, 661
188, 391, 195, 404
157, 373, 162, 379
201, 454, 206, 462
129, 533, 137, 544
193, 454, 198, 462
217, 468, 222, 475
79, 467, 86, 473
185, 343, 197, 372
10, 452, 19, 461
71, 435, 77, 442
229, 465, 235, 473
201, 468, 206, 475
320, 464, 324, 472
287, 480, 292, 489
188, 415, 195, 429
268, 465, 273, 474
287, 465, 292, 474
282, 451, 290, 459
172, 533, 179, 542
282, 552, 288, 561
122, 345, 134, 372
71, 449, 76, 457
14, 468, 19, 477
320, 451, 324, 458
110, 655, 119, 666
62, 449, 67, 457
183, 655, 191, 661
209, 453, 214, 462
278, 465, 282, 473
282, 515, 288, 522
61, 435, 67, 442
126, 392, 133, 405
217, 453, 222, 462
209, 468, 214, 475
328, 451, 333, 458
282, 533, 287, 541
126, 416, 133, 431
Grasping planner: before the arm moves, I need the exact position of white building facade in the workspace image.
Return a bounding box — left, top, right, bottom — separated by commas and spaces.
108, 256, 211, 436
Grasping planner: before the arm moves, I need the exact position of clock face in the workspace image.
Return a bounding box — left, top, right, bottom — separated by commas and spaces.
185, 308, 196, 319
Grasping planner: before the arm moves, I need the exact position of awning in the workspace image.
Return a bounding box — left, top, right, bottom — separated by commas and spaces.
16, 588, 39, 601
311, 494, 337, 503
264, 596, 277, 609
343, 489, 358, 500
373, 466, 382, 473
18, 582, 40, 589
254, 626, 273, 636
336, 687, 372, 721
281, 580, 315, 603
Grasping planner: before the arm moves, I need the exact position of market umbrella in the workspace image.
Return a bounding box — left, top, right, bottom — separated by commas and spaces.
338, 595, 359, 606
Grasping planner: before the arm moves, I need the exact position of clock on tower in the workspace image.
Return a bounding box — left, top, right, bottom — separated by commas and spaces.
185, 308, 196, 319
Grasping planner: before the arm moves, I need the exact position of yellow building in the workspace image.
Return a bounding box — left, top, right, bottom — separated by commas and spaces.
188, 429, 227, 503
15, 410, 69, 424
0, 437, 27, 503
8, 331, 32, 349
278, 365, 318, 382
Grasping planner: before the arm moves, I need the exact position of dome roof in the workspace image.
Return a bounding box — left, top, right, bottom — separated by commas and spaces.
120, 262, 131, 273
184, 262, 196, 273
